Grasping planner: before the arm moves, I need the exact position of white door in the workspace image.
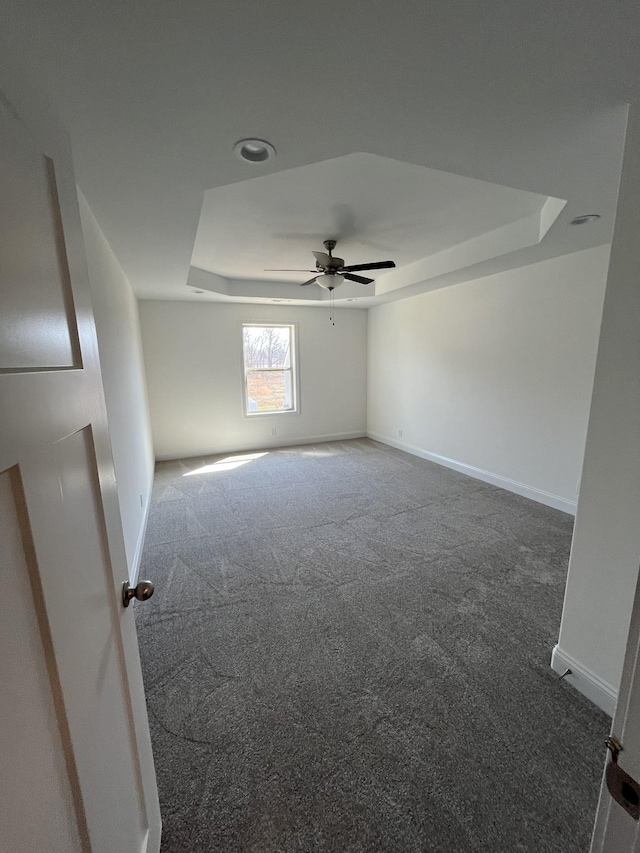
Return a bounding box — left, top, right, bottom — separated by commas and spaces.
584, 97, 640, 852
0, 73, 161, 852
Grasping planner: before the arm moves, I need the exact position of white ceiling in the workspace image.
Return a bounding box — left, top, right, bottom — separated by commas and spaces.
0, 1, 637, 305
191, 152, 562, 304
193, 152, 549, 268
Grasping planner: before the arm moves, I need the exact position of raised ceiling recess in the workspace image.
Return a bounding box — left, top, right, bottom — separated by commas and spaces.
189, 152, 565, 305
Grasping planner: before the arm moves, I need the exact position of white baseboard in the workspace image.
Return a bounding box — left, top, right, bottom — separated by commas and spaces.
367, 432, 577, 515
551, 644, 617, 717
154, 431, 367, 462
130, 487, 151, 585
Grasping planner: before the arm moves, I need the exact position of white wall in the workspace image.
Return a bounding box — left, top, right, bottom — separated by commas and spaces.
79, 192, 155, 579
367, 246, 609, 513
138, 301, 367, 459
554, 105, 640, 712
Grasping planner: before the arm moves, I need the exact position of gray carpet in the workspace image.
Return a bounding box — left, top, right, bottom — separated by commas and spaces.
136, 438, 609, 853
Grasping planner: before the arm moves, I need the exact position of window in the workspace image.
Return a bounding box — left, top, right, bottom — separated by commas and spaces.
242, 324, 297, 415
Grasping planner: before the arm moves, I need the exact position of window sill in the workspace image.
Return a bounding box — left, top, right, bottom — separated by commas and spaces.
244, 409, 300, 419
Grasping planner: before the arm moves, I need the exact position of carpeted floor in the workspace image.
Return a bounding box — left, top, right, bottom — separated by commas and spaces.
136, 438, 609, 853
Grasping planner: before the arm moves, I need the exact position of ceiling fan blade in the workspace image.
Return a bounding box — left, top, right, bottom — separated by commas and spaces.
312, 251, 331, 266
343, 272, 374, 285
300, 277, 319, 286
264, 268, 317, 272
342, 260, 396, 272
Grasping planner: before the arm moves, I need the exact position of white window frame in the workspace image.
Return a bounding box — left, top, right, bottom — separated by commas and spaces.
241, 323, 299, 417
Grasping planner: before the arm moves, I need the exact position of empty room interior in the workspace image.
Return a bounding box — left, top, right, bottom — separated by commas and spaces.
4, 2, 640, 852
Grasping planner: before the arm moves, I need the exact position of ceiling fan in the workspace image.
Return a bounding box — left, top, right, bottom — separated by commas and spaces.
265, 240, 396, 290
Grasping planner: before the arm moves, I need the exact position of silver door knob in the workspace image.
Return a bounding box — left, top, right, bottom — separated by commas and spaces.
122, 580, 155, 608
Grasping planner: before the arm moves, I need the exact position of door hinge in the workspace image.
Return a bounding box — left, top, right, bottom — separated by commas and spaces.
605, 736, 623, 762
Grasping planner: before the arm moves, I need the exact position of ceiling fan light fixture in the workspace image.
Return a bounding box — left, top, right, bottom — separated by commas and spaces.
233, 138, 276, 163
317, 273, 345, 290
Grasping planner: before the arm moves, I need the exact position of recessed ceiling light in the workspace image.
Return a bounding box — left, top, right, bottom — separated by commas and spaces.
346, 298, 358, 302
272, 298, 291, 303
233, 138, 276, 163
570, 214, 600, 226
191, 289, 204, 294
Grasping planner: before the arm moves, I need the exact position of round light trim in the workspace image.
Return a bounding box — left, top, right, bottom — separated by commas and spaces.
570, 214, 600, 226
233, 138, 276, 163
191, 289, 204, 294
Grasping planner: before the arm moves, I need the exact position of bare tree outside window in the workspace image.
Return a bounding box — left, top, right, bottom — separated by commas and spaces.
242, 325, 296, 414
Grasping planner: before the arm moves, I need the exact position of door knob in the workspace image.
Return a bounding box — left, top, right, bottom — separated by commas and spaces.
122, 580, 155, 608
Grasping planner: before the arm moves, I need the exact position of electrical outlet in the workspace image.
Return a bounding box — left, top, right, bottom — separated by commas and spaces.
271, 427, 277, 436
398, 429, 403, 438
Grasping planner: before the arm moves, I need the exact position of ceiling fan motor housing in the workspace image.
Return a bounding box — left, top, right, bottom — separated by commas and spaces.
317, 240, 343, 273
